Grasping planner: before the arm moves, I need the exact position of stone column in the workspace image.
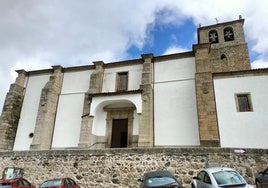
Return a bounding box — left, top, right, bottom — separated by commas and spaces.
138, 54, 154, 147
0, 70, 26, 150
30, 66, 63, 150
78, 61, 104, 148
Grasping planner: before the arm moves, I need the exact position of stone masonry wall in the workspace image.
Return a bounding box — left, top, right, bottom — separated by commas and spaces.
0, 148, 267, 188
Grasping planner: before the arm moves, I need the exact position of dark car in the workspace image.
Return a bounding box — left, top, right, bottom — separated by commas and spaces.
139, 170, 182, 188
0, 177, 36, 188
39, 178, 80, 188
255, 167, 268, 188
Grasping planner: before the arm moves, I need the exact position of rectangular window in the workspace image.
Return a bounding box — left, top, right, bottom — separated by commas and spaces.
117, 72, 128, 91
236, 93, 253, 112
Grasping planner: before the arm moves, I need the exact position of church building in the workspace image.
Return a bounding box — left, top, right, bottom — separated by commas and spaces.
1, 18, 268, 151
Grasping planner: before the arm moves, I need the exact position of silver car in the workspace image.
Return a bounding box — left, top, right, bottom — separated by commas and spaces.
191, 167, 253, 188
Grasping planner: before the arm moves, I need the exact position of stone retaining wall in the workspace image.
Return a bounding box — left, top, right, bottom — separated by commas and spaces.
0, 147, 267, 187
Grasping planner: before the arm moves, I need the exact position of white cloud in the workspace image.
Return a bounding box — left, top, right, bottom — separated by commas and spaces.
0, 0, 159, 109
163, 45, 190, 55
251, 59, 268, 69
10, 58, 52, 78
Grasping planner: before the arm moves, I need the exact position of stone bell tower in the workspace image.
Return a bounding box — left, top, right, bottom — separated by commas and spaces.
193, 17, 251, 146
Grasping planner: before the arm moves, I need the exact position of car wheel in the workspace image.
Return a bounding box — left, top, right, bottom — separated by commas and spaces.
256, 180, 262, 188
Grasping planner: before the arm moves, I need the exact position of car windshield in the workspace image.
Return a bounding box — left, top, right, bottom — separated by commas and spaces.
2, 167, 23, 179
0, 184, 12, 188
212, 171, 246, 186
40, 179, 62, 187
145, 177, 179, 187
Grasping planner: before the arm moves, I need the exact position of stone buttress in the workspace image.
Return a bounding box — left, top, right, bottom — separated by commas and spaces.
78, 61, 104, 148
0, 70, 26, 150
30, 66, 63, 150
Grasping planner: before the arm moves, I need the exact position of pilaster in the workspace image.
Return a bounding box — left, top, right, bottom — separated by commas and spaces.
138, 54, 154, 147
88, 61, 104, 93
195, 72, 220, 147
194, 44, 220, 147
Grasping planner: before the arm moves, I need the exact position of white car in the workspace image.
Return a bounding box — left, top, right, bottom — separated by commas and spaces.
191, 167, 253, 188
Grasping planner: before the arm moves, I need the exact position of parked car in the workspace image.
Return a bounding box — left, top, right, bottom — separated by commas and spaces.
139, 170, 182, 188
255, 167, 268, 188
191, 167, 252, 188
39, 178, 80, 188
0, 167, 35, 188
0, 177, 36, 188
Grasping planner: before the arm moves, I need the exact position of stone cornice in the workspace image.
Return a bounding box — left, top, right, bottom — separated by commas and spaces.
1, 147, 267, 157
88, 89, 142, 97
154, 51, 194, 62
198, 19, 245, 31
18, 51, 196, 76
213, 68, 268, 78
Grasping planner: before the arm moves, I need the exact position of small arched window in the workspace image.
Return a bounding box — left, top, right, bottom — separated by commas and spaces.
224, 27, 234, 41
209, 30, 219, 43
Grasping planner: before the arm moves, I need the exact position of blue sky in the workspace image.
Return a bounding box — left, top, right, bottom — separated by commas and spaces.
0, 0, 268, 110
127, 18, 196, 57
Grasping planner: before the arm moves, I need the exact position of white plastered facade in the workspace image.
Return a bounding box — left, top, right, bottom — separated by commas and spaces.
13, 74, 50, 150
154, 57, 200, 146
52, 70, 92, 148
214, 75, 268, 149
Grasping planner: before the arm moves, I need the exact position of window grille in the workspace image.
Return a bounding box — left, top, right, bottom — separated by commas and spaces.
236, 94, 252, 112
